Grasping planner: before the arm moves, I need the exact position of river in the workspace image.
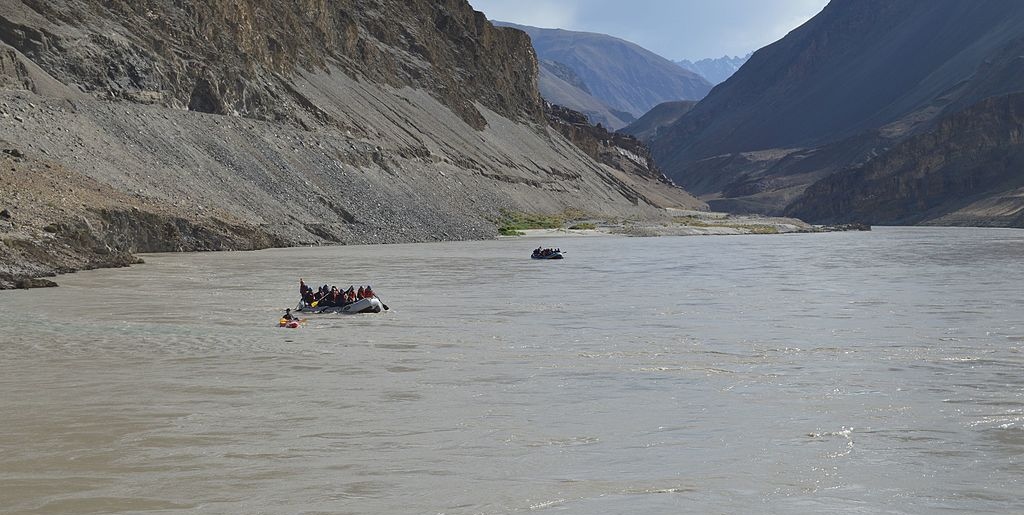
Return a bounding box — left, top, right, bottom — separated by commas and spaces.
1, 227, 1023, 514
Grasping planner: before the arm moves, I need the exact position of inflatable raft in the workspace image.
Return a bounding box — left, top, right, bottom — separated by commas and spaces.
531, 250, 564, 260
296, 297, 385, 314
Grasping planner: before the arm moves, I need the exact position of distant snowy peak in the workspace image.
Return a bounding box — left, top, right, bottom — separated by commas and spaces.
675, 54, 752, 85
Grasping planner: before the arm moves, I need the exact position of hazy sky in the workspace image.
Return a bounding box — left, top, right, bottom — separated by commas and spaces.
468, 0, 829, 61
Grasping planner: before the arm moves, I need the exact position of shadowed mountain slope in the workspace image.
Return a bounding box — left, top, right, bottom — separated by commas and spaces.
786, 92, 1024, 226
620, 100, 697, 142
537, 60, 632, 129
649, 0, 1024, 226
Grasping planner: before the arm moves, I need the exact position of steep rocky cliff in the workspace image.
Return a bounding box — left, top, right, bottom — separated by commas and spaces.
545, 103, 682, 188
0, 0, 701, 288
0, 0, 542, 128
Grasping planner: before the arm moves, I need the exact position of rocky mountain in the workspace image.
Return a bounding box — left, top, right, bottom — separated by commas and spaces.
537, 59, 634, 129
494, 21, 712, 129
675, 54, 750, 85
0, 0, 701, 288
786, 93, 1024, 226
650, 0, 1024, 226
620, 100, 697, 142
545, 103, 677, 188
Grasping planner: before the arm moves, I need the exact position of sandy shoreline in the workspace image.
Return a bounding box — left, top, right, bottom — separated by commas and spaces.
500, 210, 842, 239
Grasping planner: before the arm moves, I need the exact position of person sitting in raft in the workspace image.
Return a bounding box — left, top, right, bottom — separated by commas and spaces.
364, 285, 376, 298
282, 308, 295, 321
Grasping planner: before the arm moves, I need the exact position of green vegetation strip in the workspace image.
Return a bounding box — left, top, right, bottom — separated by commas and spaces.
496, 209, 590, 235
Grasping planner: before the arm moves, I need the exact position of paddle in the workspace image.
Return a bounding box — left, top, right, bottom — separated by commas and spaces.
300, 280, 335, 309
309, 291, 332, 309
308, 288, 327, 308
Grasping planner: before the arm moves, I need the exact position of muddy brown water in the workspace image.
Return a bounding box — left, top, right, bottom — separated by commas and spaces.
2, 227, 1023, 514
